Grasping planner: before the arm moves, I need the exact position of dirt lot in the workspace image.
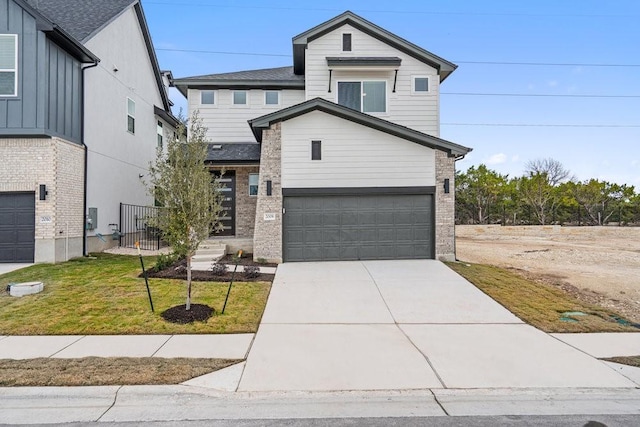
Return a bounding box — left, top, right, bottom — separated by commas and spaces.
456, 225, 640, 323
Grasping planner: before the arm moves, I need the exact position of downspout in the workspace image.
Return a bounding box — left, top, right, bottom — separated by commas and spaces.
81, 60, 99, 256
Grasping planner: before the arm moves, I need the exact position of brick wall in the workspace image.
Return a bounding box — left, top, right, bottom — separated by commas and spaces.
233, 166, 259, 238
0, 137, 85, 262
252, 122, 283, 263
435, 150, 456, 261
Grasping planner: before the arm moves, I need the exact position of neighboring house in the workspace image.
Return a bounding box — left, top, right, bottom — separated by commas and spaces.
173, 10, 472, 263
0, 0, 177, 263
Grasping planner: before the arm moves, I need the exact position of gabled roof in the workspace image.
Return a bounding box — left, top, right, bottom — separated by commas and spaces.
172, 66, 305, 97
248, 98, 471, 157
25, 0, 136, 43
14, 0, 98, 63
27, 0, 174, 115
292, 11, 457, 81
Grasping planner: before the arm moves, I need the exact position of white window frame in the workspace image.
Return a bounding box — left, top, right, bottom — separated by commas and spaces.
336, 79, 388, 114
248, 173, 259, 196
264, 90, 280, 106
232, 90, 248, 106
126, 97, 135, 134
412, 76, 430, 95
0, 34, 18, 97
200, 90, 216, 105
157, 121, 163, 149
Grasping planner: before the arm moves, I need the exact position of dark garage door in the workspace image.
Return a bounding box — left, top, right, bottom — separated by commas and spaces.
0, 192, 35, 263
283, 193, 434, 262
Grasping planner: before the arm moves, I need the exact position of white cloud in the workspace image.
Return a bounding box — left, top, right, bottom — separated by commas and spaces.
486, 153, 507, 165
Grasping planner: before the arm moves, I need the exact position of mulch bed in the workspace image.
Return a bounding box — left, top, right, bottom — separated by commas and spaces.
219, 253, 278, 268
161, 304, 214, 324
145, 257, 275, 282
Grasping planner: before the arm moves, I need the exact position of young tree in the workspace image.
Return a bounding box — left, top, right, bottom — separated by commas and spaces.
147, 113, 224, 310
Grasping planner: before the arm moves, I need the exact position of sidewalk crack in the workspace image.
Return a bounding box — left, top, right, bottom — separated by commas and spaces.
429, 388, 450, 416
96, 385, 122, 422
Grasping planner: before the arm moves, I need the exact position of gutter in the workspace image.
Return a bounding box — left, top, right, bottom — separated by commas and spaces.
80, 60, 100, 256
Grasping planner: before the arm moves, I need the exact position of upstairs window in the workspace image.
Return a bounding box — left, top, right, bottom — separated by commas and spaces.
342, 33, 352, 52
337, 81, 386, 113
264, 90, 279, 105
201, 90, 215, 104
127, 98, 135, 134
233, 90, 247, 105
157, 121, 163, 149
0, 35, 18, 96
413, 76, 429, 94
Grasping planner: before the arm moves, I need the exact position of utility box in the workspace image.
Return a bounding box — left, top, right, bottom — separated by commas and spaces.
87, 207, 98, 230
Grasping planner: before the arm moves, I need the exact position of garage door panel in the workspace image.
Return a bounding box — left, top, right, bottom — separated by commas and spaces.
283, 193, 433, 262
0, 192, 35, 263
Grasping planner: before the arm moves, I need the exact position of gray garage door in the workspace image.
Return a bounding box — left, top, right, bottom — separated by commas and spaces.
283, 194, 434, 262
0, 192, 35, 263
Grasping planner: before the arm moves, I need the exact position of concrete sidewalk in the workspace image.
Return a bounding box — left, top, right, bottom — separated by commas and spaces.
0, 334, 254, 360
238, 260, 638, 392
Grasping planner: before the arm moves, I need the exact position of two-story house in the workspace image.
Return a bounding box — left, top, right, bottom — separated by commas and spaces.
0, 0, 177, 263
172, 11, 471, 263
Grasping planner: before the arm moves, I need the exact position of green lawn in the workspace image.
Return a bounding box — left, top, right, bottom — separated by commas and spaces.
446, 261, 638, 333
0, 254, 271, 335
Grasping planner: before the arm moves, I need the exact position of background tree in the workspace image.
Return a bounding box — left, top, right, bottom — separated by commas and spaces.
455, 165, 509, 224
147, 113, 224, 310
525, 157, 573, 186
517, 172, 561, 225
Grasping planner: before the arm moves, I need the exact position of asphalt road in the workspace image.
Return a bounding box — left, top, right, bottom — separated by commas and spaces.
11, 415, 640, 426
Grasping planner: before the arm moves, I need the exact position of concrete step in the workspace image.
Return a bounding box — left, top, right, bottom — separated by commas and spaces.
192, 253, 224, 263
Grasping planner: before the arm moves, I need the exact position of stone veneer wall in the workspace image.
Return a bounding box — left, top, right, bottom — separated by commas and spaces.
0, 137, 85, 262
231, 166, 259, 239
435, 150, 456, 261
252, 122, 283, 263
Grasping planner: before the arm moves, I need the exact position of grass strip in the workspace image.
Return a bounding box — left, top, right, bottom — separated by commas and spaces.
446, 261, 638, 333
601, 356, 640, 368
0, 357, 240, 386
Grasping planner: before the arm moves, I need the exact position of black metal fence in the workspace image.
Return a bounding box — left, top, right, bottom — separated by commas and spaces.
119, 203, 168, 250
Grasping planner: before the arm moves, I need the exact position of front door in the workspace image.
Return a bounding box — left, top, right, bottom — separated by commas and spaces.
213, 170, 235, 236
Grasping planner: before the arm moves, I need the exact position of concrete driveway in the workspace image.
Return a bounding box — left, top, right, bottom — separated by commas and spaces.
0, 263, 33, 275
238, 260, 635, 392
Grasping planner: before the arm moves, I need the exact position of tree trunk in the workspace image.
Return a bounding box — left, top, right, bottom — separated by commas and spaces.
186, 254, 192, 310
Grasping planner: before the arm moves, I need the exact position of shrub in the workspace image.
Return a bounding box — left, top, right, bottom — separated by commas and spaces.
244, 265, 260, 279
256, 257, 267, 265
154, 252, 180, 272
210, 263, 228, 276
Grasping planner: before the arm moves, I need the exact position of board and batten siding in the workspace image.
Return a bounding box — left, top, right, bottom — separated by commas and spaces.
0, 0, 82, 142
305, 23, 440, 136
189, 88, 305, 142
280, 110, 435, 188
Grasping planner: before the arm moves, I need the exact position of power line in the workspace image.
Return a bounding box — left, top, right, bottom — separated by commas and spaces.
442, 92, 640, 99
442, 123, 640, 128
156, 48, 640, 68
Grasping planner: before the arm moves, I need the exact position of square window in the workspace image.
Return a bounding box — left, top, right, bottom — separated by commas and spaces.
249, 173, 259, 196
201, 90, 215, 104
342, 33, 352, 51
265, 91, 279, 105
127, 98, 135, 134
233, 91, 247, 105
0, 34, 18, 96
414, 77, 429, 93
311, 140, 322, 160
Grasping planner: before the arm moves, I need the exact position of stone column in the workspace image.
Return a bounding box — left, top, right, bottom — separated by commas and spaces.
435, 150, 456, 261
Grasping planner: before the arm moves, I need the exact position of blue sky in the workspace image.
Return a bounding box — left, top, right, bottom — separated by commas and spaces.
143, 0, 640, 186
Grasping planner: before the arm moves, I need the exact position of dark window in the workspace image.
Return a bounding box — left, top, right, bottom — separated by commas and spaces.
414, 77, 429, 92
337, 82, 361, 111
311, 140, 322, 160
342, 33, 352, 51
338, 81, 386, 113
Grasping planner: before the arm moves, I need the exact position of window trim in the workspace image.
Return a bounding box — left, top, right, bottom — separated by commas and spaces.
126, 97, 135, 134
342, 32, 352, 52
157, 121, 163, 149
412, 76, 430, 95
232, 90, 248, 106
248, 173, 259, 196
200, 90, 216, 105
311, 140, 322, 161
336, 79, 387, 113
0, 34, 18, 97
264, 90, 280, 106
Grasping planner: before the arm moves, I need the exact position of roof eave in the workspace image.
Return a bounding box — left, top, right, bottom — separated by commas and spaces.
248, 98, 472, 156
